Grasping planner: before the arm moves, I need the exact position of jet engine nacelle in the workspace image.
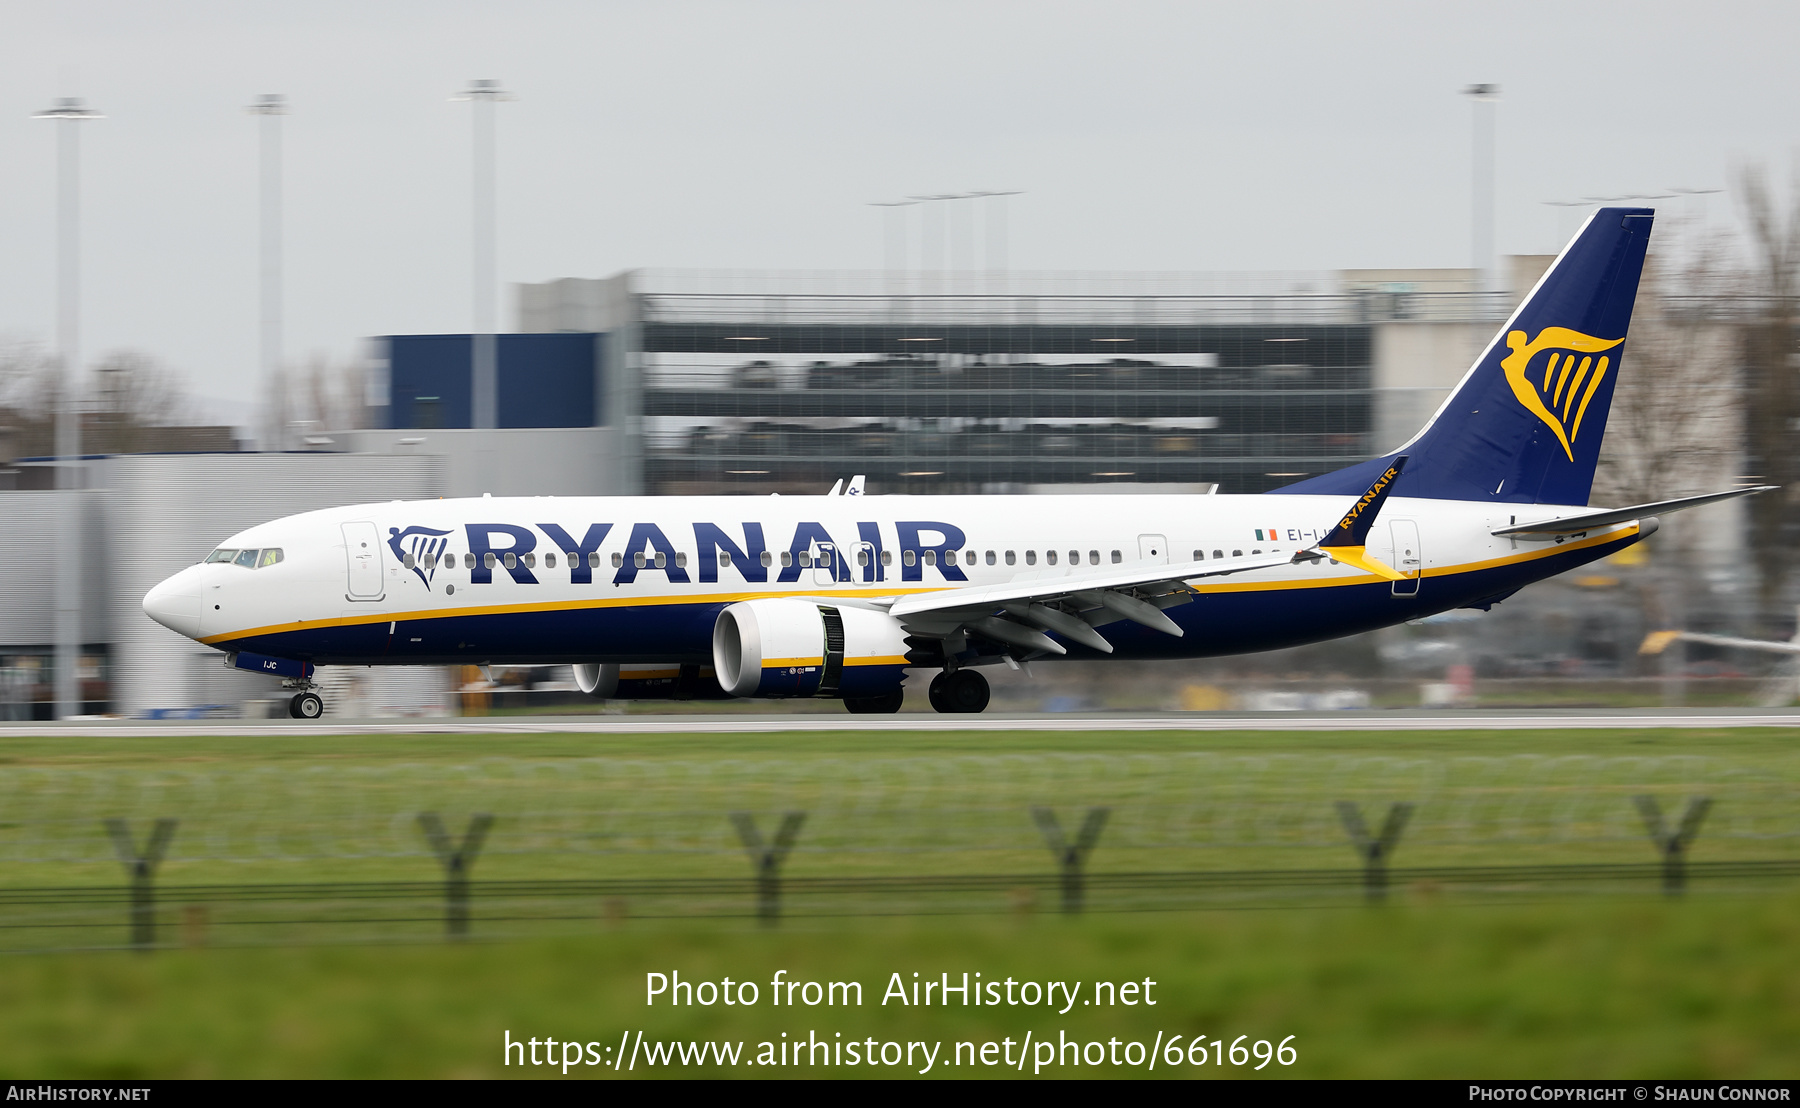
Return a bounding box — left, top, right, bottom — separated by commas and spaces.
572, 663, 733, 700
712, 598, 909, 699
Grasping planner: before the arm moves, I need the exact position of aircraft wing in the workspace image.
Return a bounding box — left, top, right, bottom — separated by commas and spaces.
881, 550, 1297, 655
1493, 486, 1774, 537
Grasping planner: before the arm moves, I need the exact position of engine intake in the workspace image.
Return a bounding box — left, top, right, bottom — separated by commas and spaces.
712, 598, 909, 699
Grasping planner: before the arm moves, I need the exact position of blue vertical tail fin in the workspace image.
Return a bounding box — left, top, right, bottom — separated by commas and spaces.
1276, 207, 1653, 505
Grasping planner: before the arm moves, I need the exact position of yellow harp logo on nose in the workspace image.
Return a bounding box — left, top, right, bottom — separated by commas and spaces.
1500, 327, 1625, 461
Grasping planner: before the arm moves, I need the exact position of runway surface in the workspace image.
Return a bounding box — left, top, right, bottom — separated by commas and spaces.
5, 708, 1800, 737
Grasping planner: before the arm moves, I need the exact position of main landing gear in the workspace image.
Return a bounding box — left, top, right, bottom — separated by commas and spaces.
928, 669, 989, 714
843, 690, 905, 714
288, 691, 323, 719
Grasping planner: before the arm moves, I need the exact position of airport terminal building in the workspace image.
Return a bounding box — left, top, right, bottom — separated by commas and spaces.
11, 258, 1698, 719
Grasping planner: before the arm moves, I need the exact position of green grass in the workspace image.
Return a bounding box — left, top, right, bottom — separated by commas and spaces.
0, 893, 1795, 1079
0, 726, 1795, 1078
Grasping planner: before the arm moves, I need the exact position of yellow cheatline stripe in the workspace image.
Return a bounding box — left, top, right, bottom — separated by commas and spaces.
205, 525, 1640, 643
198, 585, 949, 645
1189, 524, 1639, 595
760, 656, 907, 669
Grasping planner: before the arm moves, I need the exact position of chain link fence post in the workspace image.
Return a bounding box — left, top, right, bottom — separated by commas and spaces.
1335, 801, 1412, 902
418, 812, 495, 939
1031, 806, 1110, 914
730, 811, 806, 926
1634, 795, 1711, 896
103, 818, 178, 951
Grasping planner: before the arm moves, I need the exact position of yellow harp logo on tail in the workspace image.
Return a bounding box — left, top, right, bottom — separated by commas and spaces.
1500, 327, 1625, 461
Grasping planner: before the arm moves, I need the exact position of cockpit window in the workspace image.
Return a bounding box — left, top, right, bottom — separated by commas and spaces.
257, 548, 284, 568
233, 549, 259, 568
205, 549, 238, 564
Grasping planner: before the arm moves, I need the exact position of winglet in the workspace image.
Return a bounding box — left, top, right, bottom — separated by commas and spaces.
1305, 455, 1410, 581
1321, 455, 1407, 547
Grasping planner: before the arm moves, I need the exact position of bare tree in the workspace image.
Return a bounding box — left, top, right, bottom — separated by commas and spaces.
1734, 162, 1800, 605
88, 350, 195, 453
259, 353, 368, 450
1595, 229, 1740, 512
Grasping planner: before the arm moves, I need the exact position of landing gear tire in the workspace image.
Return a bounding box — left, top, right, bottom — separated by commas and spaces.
933, 669, 989, 714
928, 672, 951, 713
844, 690, 905, 714
288, 692, 323, 720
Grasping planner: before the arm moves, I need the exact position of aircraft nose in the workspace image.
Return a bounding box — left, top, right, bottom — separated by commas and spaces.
143, 568, 204, 639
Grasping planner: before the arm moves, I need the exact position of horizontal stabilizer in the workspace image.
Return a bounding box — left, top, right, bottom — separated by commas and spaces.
1493, 486, 1775, 537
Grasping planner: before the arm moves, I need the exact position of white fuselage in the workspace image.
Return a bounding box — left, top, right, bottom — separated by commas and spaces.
142, 491, 1641, 667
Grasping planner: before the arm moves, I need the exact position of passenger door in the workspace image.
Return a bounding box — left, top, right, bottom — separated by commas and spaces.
343, 521, 385, 600
1389, 519, 1422, 597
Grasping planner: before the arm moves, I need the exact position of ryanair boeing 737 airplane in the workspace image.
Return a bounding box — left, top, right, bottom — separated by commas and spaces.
143, 208, 1769, 718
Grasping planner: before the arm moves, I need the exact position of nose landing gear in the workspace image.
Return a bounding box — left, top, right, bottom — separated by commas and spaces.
288, 691, 324, 719
280, 677, 324, 721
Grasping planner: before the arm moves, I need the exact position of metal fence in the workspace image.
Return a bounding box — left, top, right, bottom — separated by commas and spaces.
1, 753, 1795, 950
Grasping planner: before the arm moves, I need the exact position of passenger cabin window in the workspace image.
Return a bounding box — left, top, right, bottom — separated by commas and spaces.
1111, 550, 1122, 564
612, 552, 624, 568
504, 553, 517, 569
544, 553, 556, 568
403, 552, 416, 569
1025, 550, 1036, 566
799, 551, 812, 568
761, 551, 774, 568
654, 552, 667, 569
922, 550, 935, 567
857, 549, 870, 567
1005, 551, 1016, 566
1046, 550, 1057, 565
881, 550, 893, 566
1232, 549, 1243, 557
986, 551, 996, 565
1088, 550, 1100, 564
523, 552, 536, 568
588, 551, 601, 569
204, 549, 237, 564
1192, 550, 1204, 561
465, 553, 477, 569
903, 550, 917, 567
443, 553, 456, 569
1213, 549, 1224, 559
781, 552, 794, 568
720, 552, 732, 568
675, 553, 688, 568
633, 552, 646, 569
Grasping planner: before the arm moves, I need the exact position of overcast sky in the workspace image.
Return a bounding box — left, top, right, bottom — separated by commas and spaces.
2, 1, 1796, 418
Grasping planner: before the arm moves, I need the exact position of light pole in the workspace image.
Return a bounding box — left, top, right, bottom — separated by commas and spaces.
1463, 84, 1499, 307
33, 96, 102, 720
453, 80, 512, 430
249, 94, 286, 447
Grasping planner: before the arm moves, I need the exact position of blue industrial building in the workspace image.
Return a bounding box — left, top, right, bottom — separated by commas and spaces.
376, 333, 604, 430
